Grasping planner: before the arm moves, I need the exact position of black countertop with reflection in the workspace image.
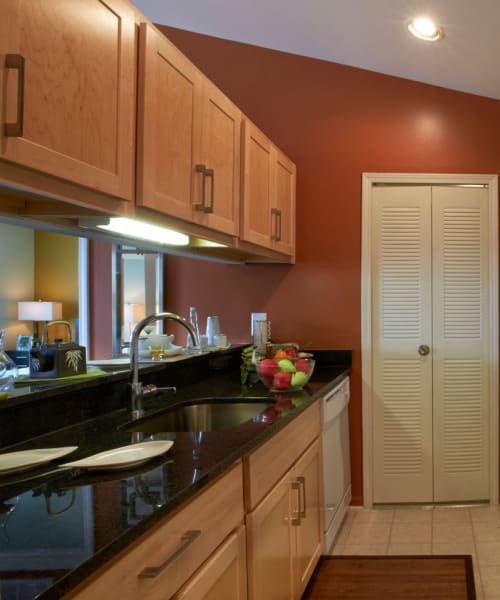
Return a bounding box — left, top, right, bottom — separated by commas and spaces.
0, 348, 351, 600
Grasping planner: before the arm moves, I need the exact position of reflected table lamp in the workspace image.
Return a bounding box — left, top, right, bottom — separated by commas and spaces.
18, 301, 63, 346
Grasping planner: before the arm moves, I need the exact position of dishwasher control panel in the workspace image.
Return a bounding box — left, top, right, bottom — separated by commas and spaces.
322, 376, 350, 425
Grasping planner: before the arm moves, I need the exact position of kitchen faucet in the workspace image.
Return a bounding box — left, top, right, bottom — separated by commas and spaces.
130, 312, 200, 420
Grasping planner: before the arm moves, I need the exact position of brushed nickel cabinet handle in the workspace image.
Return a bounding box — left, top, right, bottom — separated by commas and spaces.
4, 54, 25, 137
291, 480, 301, 526
297, 476, 306, 518
194, 164, 207, 211
138, 530, 201, 579
204, 168, 214, 213
271, 208, 281, 241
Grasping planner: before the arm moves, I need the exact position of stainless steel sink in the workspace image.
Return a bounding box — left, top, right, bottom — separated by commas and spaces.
121, 397, 275, 433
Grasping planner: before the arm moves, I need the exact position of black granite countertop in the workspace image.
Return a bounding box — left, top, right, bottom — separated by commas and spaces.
0, 348, 351, 600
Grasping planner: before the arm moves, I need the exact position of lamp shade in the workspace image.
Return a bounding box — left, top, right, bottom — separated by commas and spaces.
18, 301, 63, 321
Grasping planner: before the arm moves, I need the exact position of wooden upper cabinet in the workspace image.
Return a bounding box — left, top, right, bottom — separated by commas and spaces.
1, 0, 136, 201
137, 23, 240, 236
137, 22, 201, 222
273, 149, 296, 256
240, 121, 273, 248
241, 119, 296, 258
196, 78, 240, 236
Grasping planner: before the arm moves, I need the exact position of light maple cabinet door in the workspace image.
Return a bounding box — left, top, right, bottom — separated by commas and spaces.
137, 22, 202, 221
241, 119, 296, 257
1, 0, 136, 201
137, 24, 240, 237
240, 119, 273, 248
194, 78, 240, 236
246, 471, 294, 600
273, 149, 296, 257
292, 439, 323, 598
173, 526, 247, 600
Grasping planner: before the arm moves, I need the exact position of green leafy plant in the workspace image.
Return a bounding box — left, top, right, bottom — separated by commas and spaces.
240, 345, 256, 384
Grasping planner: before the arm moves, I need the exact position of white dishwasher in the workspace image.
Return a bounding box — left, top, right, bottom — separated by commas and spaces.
321, 376, 351, 551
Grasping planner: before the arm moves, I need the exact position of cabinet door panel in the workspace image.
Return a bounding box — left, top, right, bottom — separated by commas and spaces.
174, 527, 247, 600
137, 23, 202, 221
196, 79, 240, 235
2, 0, 135, 200
241, 120, 272, 247
273, 149, 296, 256
246, 472, 294, 600
293, 440, 323, 597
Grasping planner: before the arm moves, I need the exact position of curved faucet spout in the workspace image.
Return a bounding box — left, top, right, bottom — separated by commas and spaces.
130, 312, 200, 420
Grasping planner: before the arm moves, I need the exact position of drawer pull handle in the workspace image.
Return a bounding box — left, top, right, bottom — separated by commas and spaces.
204, 168, 214, 213
194, 164, 207, 211
138, 529, 201, 579
297, 476, 306, 518
291, 481, 301, 526
4, 54, 25, 137
271, 208, 282, 241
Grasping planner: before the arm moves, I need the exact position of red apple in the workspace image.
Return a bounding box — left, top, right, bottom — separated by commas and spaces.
273, 371, 292, 390
286, 348, 297, 359
258, 358, 279, 377
295, 358, 312, 374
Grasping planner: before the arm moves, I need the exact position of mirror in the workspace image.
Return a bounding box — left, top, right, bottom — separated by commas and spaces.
0, 222, 164, 360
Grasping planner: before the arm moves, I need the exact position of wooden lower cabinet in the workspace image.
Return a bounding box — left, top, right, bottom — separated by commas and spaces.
65, 405, 323, 600
65, 462, 244, 600
294, 440, 323, 597
173, 526, 247, 600
246, 439, 323, 600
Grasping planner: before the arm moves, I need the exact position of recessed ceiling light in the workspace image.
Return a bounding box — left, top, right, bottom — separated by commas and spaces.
408, 16, 444, 42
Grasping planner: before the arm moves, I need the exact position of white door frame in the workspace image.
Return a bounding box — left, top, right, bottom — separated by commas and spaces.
361, 172, 499, 507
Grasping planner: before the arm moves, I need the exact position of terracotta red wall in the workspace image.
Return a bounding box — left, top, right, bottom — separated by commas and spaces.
159, 26, 500, 505
89, 240, 113, 359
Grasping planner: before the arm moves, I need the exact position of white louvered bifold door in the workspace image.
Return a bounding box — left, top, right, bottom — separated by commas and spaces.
371, 185, 490, 504
372, 186, 433, 503
432, 187, 489, 502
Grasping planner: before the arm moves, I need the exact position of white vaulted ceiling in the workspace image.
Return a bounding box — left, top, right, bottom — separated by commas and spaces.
132, 0, 500, 100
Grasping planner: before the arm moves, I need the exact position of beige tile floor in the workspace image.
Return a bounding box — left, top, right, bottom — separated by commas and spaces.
329, 505, 500, 600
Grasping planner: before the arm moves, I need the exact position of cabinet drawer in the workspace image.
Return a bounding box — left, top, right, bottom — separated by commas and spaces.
173, 526, 247, 600
244, 403, 320, 510
67, 461, 244, 600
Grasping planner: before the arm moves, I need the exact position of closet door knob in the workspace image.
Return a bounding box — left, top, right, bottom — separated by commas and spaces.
418, 344, 430, 356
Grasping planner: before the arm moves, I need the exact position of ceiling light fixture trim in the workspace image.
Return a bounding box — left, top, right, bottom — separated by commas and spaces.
408, 16, 444, 42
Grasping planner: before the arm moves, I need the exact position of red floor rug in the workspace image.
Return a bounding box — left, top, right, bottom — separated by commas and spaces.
302, 555, 476, 599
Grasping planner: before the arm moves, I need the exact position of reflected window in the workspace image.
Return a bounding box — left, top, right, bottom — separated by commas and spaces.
113, 246, 164, 356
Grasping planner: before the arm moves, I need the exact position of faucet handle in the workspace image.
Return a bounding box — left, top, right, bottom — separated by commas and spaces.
143, 384, 176, 396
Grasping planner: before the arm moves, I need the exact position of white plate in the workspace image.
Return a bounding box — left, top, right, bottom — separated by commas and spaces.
60, 441, 174, 471
0, 446, 79, 475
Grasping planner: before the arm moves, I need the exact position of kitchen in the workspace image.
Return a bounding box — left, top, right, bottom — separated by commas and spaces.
1, 0, 500, 598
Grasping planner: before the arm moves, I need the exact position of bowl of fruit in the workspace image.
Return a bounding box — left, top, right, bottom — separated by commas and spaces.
254, 343, 315, 392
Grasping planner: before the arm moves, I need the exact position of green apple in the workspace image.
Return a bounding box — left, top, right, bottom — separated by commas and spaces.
291, 371, 308, 387
278, 359, 296, 373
